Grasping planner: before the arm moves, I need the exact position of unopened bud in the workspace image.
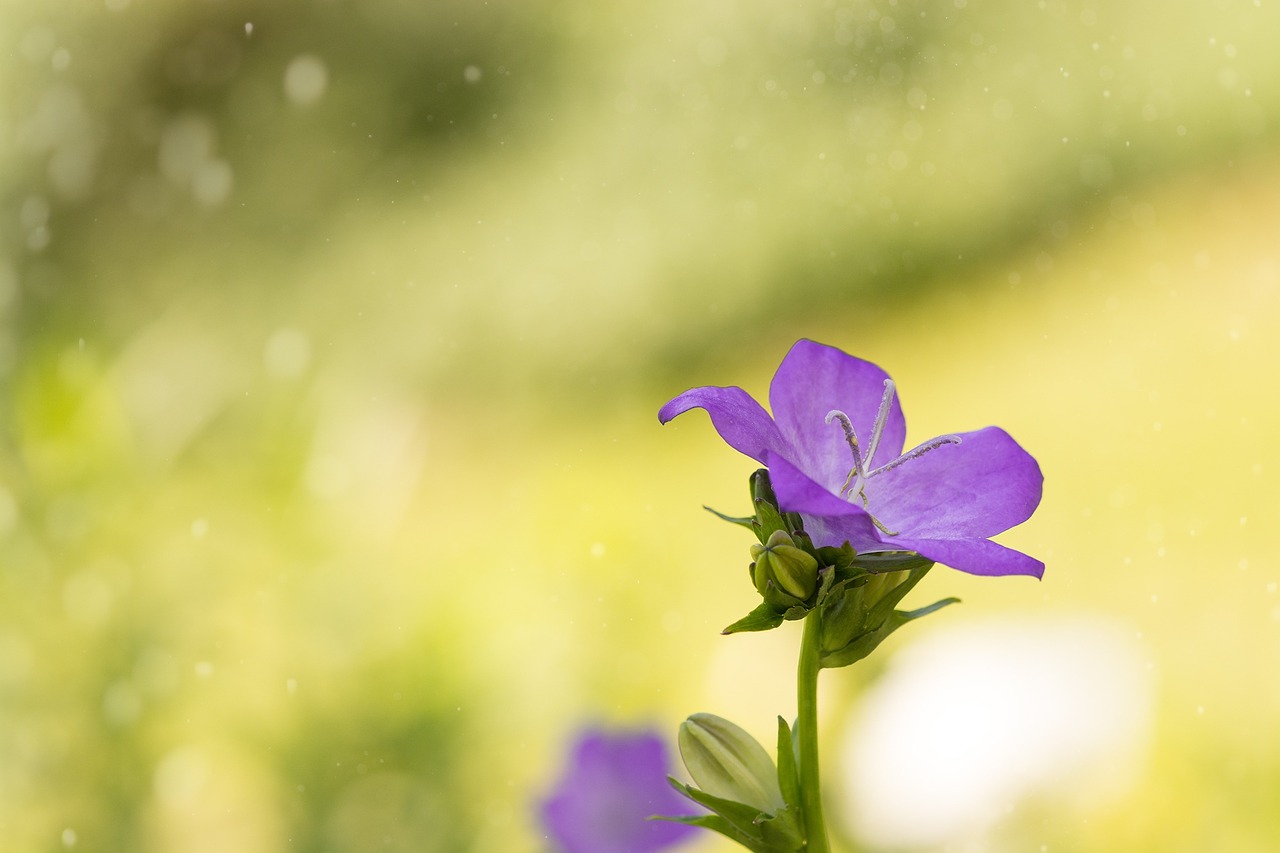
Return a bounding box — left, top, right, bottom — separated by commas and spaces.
750, 530, 819, 601
678, 713, 785, 815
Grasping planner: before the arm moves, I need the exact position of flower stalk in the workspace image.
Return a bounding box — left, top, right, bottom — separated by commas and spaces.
796, 609, 831, 853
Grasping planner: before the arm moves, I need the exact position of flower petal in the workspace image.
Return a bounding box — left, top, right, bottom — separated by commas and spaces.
768, 340, 907, 491
881, 535, 1045, 578
868, 426, 1043, 540
659, 385, 788, 464
765, 451, 882, 550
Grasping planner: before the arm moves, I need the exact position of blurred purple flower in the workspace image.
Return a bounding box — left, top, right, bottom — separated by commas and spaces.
659, 339, 1044, 577
541, 727, 699, 853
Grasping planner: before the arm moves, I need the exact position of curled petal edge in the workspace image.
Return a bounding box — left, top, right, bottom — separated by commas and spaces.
659, 385, 788, 465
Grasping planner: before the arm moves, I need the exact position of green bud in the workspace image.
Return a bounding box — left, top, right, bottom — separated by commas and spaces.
678, 713, 785, 816
750, 530, 819, 601
819, 581, 870, 654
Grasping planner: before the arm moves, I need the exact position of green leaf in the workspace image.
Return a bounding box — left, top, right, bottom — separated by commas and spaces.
704, 505, 756, 530
666, 778, 771, 848
774, 717, 802, 813
900, 597, 961, 621
722, 602, 785, 634
653, 812, 774, 853
818, 585, 958, 668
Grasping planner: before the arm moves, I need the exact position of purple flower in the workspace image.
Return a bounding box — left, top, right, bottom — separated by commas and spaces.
540, 727, 700, 853
659, 339, 1044, 578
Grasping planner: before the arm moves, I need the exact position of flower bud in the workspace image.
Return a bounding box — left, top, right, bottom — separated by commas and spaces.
750, 530, 819, 601
678, 713, 785, 816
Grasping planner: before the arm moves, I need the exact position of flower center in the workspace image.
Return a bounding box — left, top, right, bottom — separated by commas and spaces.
824, 379, 962, 537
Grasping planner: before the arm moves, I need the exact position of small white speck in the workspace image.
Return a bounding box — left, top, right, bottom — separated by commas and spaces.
245, 22, 254, 36
464, 65, 483, 84
195, 662, 214, 678
286, 678, 298, 695
191, 518, 208, 538
62, 828, 77, 847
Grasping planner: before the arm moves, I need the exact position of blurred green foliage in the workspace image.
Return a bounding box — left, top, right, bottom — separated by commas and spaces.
2, 0, 1279, 851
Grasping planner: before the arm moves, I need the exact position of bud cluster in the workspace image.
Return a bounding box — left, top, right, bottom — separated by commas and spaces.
715, 470, 957, 667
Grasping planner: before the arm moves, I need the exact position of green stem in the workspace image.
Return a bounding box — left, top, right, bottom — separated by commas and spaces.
797, 609, 831, 853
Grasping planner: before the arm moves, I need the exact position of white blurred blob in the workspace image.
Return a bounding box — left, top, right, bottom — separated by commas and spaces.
155, 747, 209, 808
63, 570, 114, 627
105, 0, 132, 11
114, 310, 240, 463
20, 196, 50, 234
463, 64, 483, 83
159, 115, 215, 185
284, 55, 329, 105
192, 158, 233, 207
304, 394, 426, 541
18, 85, 99, 201
156, 115, 233, 207
61, 828, 77, 847
263, 327, 312, 379
839, 615, 1152, 849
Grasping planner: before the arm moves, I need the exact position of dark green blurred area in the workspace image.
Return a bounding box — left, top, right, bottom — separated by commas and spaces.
2, 1, 1279, 851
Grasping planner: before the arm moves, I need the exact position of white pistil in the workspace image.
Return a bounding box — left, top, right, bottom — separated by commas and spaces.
824, 410, 863, 490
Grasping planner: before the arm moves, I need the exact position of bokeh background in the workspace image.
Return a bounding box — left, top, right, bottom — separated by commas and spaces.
2, 0, 1279, 850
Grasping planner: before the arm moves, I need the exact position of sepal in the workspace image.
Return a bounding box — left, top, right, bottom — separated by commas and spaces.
817, 562, 960, 668
658, 780, 804, 853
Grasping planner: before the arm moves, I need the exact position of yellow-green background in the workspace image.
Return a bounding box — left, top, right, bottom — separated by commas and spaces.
2, 0, 1278, 850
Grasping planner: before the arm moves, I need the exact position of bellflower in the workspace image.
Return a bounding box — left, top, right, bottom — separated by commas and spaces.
541, 727, 700, 853
658, 340, 1043, 578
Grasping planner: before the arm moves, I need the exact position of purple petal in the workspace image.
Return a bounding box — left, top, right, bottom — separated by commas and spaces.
765, 452, 882, 550
541, 728, 699, 853
659, 385, 788, 465
867, 427, 1043, 540
768, 340, 907, 491
881, 535, 1045, 578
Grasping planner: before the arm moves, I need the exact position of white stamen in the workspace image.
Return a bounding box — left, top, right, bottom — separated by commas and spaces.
867, 435, 962, 479
863, 379, 897, 470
